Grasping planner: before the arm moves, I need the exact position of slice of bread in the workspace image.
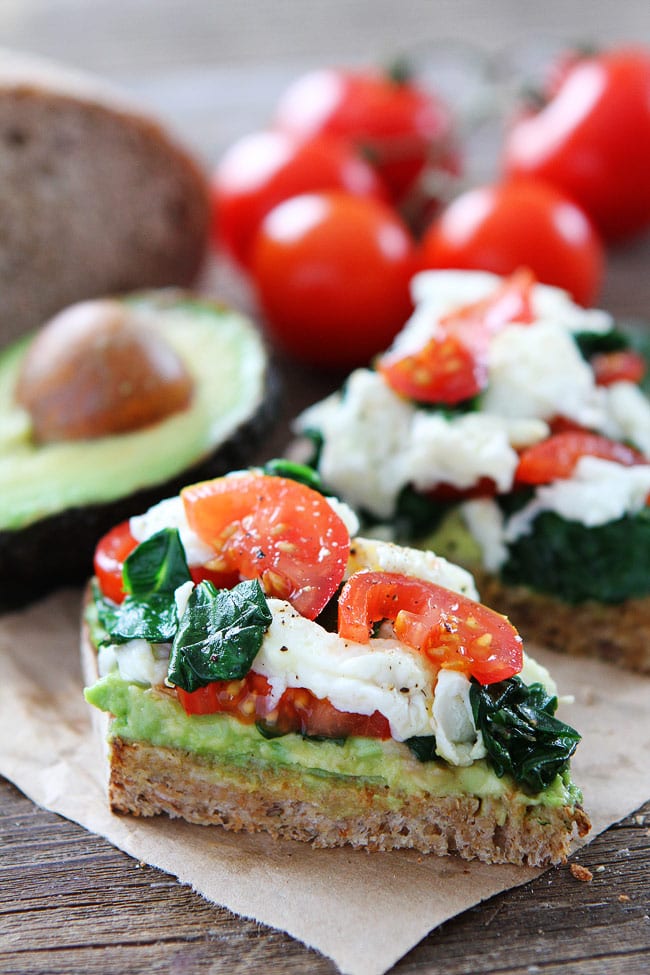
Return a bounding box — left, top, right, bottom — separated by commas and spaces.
0, 49, 210, 342
105, 735, 590, 866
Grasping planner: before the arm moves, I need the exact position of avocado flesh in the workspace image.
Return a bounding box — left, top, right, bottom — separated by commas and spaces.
420, 508, 483, 570
85, 672, 580, 810
0, 293, 278, 605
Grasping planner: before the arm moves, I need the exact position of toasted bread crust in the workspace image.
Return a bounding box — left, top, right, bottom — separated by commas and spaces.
474, 570, 650, 673
106, 736, 589, 866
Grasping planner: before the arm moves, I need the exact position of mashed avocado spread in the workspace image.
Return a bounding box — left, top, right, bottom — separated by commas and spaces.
84, 673, 580, 809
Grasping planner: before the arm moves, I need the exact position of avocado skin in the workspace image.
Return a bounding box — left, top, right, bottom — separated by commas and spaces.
0, 365, 281, 610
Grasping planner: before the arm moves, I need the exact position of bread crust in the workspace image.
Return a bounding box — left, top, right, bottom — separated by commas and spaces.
0, 49, 210, 341
474, 569, 650, 674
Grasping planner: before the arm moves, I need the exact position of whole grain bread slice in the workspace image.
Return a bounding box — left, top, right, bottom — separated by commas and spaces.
0, 49, 210, 342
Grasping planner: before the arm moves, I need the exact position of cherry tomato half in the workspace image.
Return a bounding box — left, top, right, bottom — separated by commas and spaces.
273, 66, 459, 204
515, 431, 647, 485
504, 47, 650, 241
176, 670, 390, 738
338, 571, 523, 685
94, 521, 138, 604
250, 191, 416, 369
181, 473, 350, 619
210, 130, 387, 267
378, 268, 535, 404
591, 349, 646, 387
418, 179, 604, 307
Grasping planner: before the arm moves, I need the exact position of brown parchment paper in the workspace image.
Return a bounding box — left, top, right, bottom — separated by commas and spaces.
1, 589, 649, 975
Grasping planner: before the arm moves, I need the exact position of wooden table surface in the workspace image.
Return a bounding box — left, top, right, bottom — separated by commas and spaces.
2, 3, 650, 972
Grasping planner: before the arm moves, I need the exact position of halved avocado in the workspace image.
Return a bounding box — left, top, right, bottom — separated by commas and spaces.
0, 290, 279, 607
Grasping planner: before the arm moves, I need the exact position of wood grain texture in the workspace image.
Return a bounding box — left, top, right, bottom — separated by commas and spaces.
1, 2, 650, 971
1, 778, 649, 974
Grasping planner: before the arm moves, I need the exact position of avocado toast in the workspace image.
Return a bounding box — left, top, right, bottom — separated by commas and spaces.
0, 290, 276, 606
295, 270, 650, 671
83, 461, 589, 866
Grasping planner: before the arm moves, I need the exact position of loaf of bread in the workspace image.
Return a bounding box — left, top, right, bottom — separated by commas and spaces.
0, 49, 210, 342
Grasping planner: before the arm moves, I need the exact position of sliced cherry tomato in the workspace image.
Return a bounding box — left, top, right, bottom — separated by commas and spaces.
181, 473, 350, 620
591, 349, 646, 386
378, 269, 534, 404
177, 670, 390, 738
504, 47, 650, 241
177, 671, 272, 717
273, 66, 459, 205
426, 477, 498, 503
268, 686, 390, 739
250, 191, 416, 369
338, 571, 523, 685
380, 332, 482, 404
94, 520, 138, 604
210, 130, 387, 267
418, 180, 604, 307
516, 431, 647, 484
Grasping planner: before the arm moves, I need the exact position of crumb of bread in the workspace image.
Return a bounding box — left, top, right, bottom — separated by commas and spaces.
570, 863, 593, 882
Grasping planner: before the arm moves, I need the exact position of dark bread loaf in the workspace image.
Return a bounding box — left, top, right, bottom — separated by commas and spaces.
0, 49, 210, 342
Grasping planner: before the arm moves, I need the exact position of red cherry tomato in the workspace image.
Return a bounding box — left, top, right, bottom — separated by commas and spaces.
249, 191, 416, 369
516, 431, 647, 485
94, 521, 138, 604
338, 571, 523, 685
591, 349, 646, 386
504, 47, 650, 241
181, 473, 350, 619
210, 130, 387, 267
378, 268, 535, 404
176, 670, 390, 738
273, 66, 459, 204
93, 519, 240, 603
418, 179, 604, 306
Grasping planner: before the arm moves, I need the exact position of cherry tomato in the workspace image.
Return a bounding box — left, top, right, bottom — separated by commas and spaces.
176, 670, 390, 738
249, 191, 416, 369
378, 269, 535, 404
273, 66, 459, 204
591, 349, 646, 386
504, 47, 650, 241
338, 571, 523, 685
181, 473, 350, 619
516, 431, 647, 485
94, 521, 138, 604
418, 179, 604, 306
210, 130, 387, 267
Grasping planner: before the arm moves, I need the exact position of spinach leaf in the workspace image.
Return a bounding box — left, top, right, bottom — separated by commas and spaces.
470, 677, 581, 793
392, 484, 451, 539
262, 458, 325, 493
167, 579, 273, 692
123, 528, 191, 597
94, 529, 191, 644
501, 508, 650, 603
404, 735, 438, 763
96, 591, 180, 645
573, 328, 630, 360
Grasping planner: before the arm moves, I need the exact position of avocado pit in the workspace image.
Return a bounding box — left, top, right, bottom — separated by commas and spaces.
15, 298, 194, 443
